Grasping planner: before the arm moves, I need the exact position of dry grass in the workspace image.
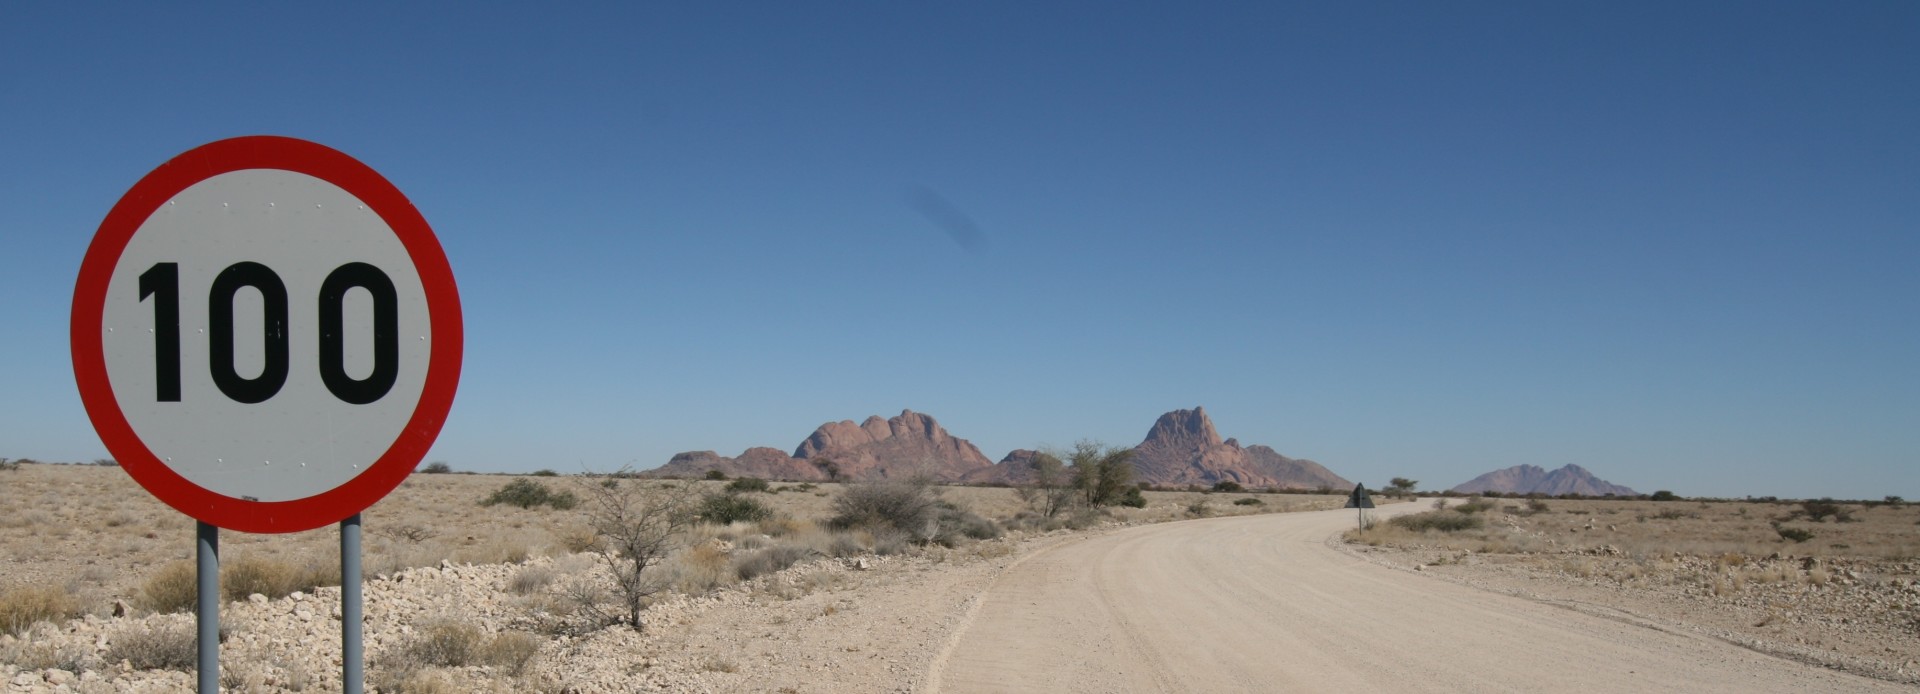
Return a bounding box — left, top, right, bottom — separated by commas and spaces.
108, 621, 198, 671
0, 585, 81, 636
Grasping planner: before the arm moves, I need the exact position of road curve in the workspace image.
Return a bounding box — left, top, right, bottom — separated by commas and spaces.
926, 502, 1903, 694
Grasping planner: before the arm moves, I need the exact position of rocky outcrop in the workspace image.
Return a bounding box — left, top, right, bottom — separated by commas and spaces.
648, 410, 994, 481
961, 449, 1047, 486
649, 447, 819, 480
1449, 464, 1638, 496
1129, 407, 1351, 489
793, 410, 994, 480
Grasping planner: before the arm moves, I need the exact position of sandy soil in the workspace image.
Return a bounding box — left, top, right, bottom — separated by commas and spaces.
927, 501, 1906, 693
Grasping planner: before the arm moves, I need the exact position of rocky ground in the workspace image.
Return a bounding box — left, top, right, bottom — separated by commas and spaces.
1338, 501, 1920, 687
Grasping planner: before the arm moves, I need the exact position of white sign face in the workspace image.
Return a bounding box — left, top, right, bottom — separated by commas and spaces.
99, 170, 431, 502
73, 136, 462, 533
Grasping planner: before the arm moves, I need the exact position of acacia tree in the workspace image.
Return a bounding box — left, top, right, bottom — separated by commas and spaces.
1014, 451, 1075, 518
1068, 441, 1135, 507
578, 471, 700, 631
1386, 477, 1418, 498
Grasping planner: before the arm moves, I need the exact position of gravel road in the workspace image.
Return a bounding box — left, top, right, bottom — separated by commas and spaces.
926, 502, 1905, 693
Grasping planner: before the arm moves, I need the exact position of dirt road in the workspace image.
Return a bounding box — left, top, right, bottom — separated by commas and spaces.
926, 502, 1905, 693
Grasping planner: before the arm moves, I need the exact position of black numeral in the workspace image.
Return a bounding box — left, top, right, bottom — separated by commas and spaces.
142, 261, 399, 405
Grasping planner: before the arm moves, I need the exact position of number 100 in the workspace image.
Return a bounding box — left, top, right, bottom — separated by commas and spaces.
137, 261, 399, 405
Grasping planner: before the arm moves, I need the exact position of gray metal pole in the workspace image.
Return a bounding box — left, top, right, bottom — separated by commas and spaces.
195, 521, 218, 694
342, 513, 364, 694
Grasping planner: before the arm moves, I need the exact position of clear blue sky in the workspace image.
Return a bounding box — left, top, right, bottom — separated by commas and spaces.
3, 2, 1914, 499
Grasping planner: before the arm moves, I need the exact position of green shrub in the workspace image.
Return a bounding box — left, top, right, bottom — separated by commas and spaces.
1117, 486, 1147, 508
1233, 497, 1263, 506
704, 470, 727, 480
1800, 499, 1841, 522
1774, 523, 1815, 543
1390, 511, 1485, 533
725, 477, 771, 494
530, 469, 558, 477
1212, 480, 1244, 493
420, 461, 452, 474
930, 502, 1002, 546
698, 493, 773, 525
1452, 498, 1495, 515
1649, 490, 1679, 501
480, 479, 577, 510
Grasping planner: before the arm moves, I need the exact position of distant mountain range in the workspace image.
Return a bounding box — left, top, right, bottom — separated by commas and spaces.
645, 406, 1351, 489
1449, 464, 1637, 497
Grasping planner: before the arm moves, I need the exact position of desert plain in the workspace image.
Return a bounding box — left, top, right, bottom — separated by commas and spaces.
1, 462, 1916, 692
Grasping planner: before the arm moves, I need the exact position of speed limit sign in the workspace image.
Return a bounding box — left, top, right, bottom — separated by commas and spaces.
71, 136, 462, 533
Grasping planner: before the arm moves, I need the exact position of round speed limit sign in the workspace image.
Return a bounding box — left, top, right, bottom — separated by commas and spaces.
71, 136, 462, 533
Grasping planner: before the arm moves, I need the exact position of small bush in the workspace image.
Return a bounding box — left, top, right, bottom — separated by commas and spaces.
479, 631, 542, 676
733, 545, 811, 581
830, 479, 941, 534
0, 585, 80, 636
1391, 511, 1485, 533
1649, 490, 1679, 501
1186, 500, 1212, 518
1452, 498, 1495, 515
0, 458, 18, 472
1212, 480, 1244, 493
481, 479, 578, 510
1775, 524, 1815, 543
420, 461, 452, 474
140, 561, 200, 614
1117, 486, 1147, 508
555, 524, 601, 553
508, 565, 555, 595
530, 469, 559, 477
704, 470, 728, 480
928, 502, 1002, 546
1233, 497, 1263, 506
698, 493, 773, 525
109, 622, 198, 671
407, 621, 485, 667
726, 477, 771, 494
1525, 499, 1551, 515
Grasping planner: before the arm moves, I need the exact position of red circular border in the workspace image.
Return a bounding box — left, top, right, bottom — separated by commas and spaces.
71, 136, 463, 534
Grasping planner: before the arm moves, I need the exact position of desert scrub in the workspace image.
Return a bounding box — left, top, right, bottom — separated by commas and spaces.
725, 476, 771, 494
481, 479, 578, 510
140, 561, 200, 614
109, 621, 198, 671
223, 555, 338, 602
1391, 510, 1485, 532
1233, 497, 1264, 506
733, 544, 812, 581
0, 585, 80, 636
698, 492, 773, 525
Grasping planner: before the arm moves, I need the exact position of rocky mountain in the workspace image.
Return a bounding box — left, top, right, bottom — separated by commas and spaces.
792, 410, 995, 480
648, 410, 994, 481
1128, 407, 1351, 489
1449, 464, 1638, 497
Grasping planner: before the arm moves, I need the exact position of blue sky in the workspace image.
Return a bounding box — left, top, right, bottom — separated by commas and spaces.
3, 2, 1914, 499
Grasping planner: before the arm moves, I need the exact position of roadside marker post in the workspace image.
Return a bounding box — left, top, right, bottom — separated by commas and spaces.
72, 136, 461, 694
1345, 483, 1375, 529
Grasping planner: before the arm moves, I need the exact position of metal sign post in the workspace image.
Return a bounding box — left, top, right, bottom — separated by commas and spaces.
1345, 483, 1375, 529
72, 137, 462, 693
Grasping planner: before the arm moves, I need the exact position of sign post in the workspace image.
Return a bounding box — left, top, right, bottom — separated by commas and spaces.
1345, 483, 1375, 529
72, 136, 461, 694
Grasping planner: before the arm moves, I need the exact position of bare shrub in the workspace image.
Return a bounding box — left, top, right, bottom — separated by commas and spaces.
375, 523, 436, 543
0, 585, 80, 636
140, 561, 199, 614
109, 622, 198, 671
577, 473, 701, 630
